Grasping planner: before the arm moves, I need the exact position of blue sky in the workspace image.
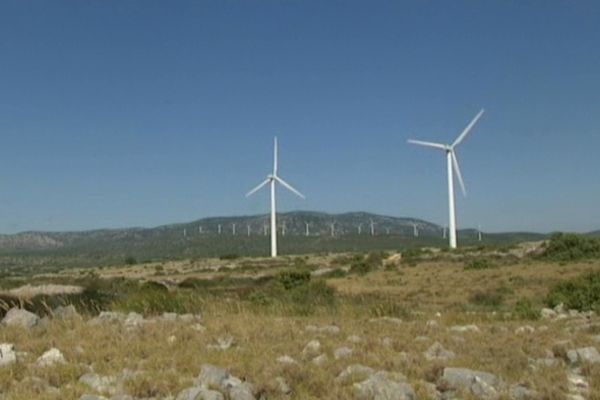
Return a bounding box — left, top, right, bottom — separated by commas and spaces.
0, 1, 598, 234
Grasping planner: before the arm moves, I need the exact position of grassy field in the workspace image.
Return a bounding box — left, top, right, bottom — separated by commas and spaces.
1, 239, 600, 399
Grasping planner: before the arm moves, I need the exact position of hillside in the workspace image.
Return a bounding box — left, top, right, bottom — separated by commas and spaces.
0, 211, 547, 270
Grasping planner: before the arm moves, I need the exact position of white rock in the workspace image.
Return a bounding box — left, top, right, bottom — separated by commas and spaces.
36, 348, 66, 367
276, 355, 298, 365
515, 326, 535, 334
334, 347, 353, 360
449, 324, 480, 333
0, 343, 17, 367
302, 340, 321, 357
1, 308, 39, 328
347, 335, 362, 343
312, 354, 329, 366
424, 342, 455, 362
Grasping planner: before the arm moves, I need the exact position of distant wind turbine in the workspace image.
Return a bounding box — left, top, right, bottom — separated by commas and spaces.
247, 224, 251, 236
370, 219, 375, 236
358, 223, 362, 235
246, 137, 305, 257
218, 224, 222, 235
412, 223, 419, 237
305, 222, 310, 236
330, 222, 335, 237
232, 223, 236, 236
408, 109, 484, 249
478, 224, 483, 242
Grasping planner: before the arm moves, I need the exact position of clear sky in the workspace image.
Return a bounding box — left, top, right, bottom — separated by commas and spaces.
0, 1, 598, 234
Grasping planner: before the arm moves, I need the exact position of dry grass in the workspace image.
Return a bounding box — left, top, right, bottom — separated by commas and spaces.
1, 254, 600, 399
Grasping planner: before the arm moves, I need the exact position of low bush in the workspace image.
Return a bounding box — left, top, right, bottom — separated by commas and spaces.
464, 258, 495, 270
469, 289, 504, 308
513, 298, 540, 320
541, 233, 600, 261
547, 271, 600, 311
278, 270, 311, 290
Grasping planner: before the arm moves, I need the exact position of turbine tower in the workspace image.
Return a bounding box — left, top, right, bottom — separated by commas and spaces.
478, 224, 482, 242
247, 224, 251, 236
408, 109, 484, 249
305, 222, 310, 236
358, 223, 362, 235
246, 137, 305, 257
232, 223, 236, 236
412, 223, 419, 237
370, 219, 375, 236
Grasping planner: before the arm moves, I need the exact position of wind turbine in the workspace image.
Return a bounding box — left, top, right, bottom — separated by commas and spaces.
412, 223, 419, 237
478, 224, 482, 242
370, 219, 375, 236
232, 223, 236, 236
246, 137, 305, 257
305, 222, 310, 236
408, 109, 484, 249
358, 223, 362, 235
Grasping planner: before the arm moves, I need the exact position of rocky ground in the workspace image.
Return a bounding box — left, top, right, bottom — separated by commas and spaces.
1, 303, 600, 400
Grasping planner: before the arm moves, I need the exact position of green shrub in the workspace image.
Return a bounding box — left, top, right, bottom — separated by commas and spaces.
219, 254, 239, 260
469, 289, 504, 308
542, 233, 600, 261
124, 256, 137, 265
350, 261, 372, 275
278, 270, 311, 290
514, 298, 540, 320
547, 271, 600, 311
464, 258, 494, 270
113, 288, 204, 315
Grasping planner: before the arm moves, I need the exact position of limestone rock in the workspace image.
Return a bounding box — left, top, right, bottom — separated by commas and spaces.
36, 348, 66, 367
1, 308, 39, 328
0, 343, 17, 367
302, 340, 321, 358
424, 342, 455, 362
354, 371, 415, 400
334, 346, 353, 360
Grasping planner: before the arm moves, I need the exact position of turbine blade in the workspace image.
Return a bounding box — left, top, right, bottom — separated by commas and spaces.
452, 109, 485, 148
274, 176, 305, 199
451, 151, 467, 197
273, 137, 278, 175
245, 178, 270, 197
407, 139, 447, 150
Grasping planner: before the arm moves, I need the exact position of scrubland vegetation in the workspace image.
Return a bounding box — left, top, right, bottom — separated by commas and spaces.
1, 234, 600, 399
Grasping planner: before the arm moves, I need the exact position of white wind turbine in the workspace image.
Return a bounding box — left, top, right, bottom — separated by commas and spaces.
408, 109, 484, 249
246, 137, 305, 257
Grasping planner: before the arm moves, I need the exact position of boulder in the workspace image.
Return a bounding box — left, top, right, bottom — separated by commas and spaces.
334, 346, 353, 360
36, 348, 66, 367
336, 364, 376, 384
509, 384, 539, 400
1, 308, 39, 328
424, 342, 455, 362
79, 373, 118, 395
441, 368, 503, 400
568, 347, 600, 364
196, 364, 229, 389
312, 354, 329, 366
302, 340, 321, 358
305, 324, 341, 334
176, 387, 224, 400
449, 325, 480, 333
354, 371, 415, 400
